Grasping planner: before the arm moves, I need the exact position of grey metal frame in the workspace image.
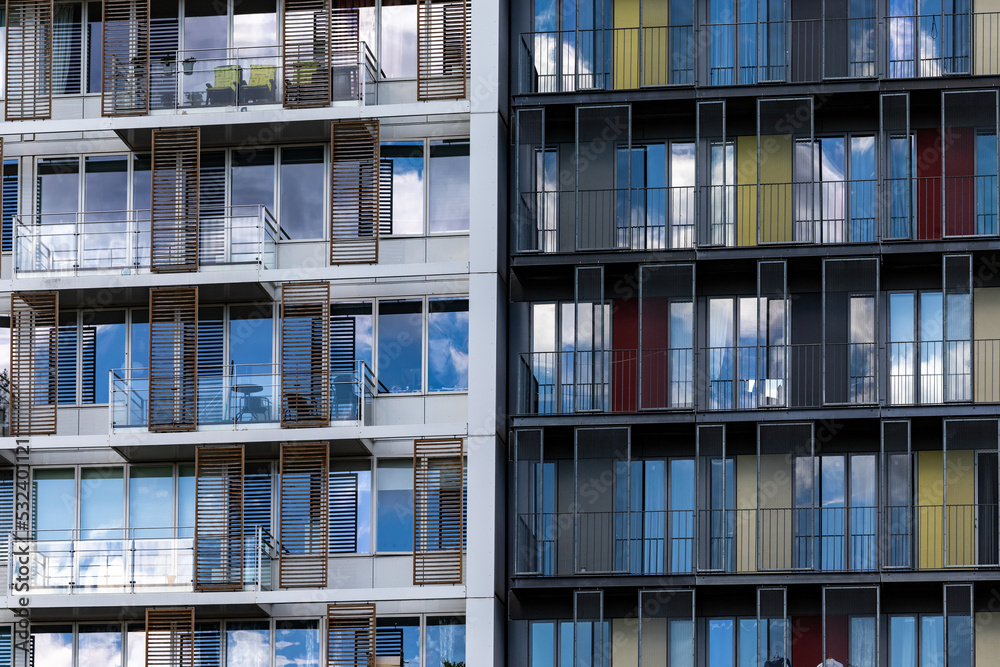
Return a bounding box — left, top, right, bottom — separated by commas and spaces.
514, 428, 546, 576
573, 426, 630, 575
637, 589, 695, 667
881, 419, 913, 570
696, 99, 729, 247
943, 254, 973, 403
573, 589, 605, 667
575, 105, 631, 252
821, 585, 880, 667
574, 266, 607, 413
880, 92, 912, 241
944, 582, 975, 667
757, 260, 788, 409
638, 263, 696, 411
757, 97, 814, 246
942, 417, 1000, 568
941, 90, 999, 239
696, 423, 727, 573
757, 586, 788, 664
822, 257, 880, 407
757, 422, 815, 571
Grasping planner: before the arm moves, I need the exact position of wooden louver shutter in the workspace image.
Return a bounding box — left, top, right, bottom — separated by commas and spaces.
331, 7, 360, 101
10, 292, 57, 436
102, 0, 150, 116
148, 287, 198, 432
379, 159, 393, 238
5, 0, 53, 120
279, 442, 329, 588
151, 128, 200, 272
146, 608, 194, 667
281, 282, 330, 427
195, 445, 244, 591
416, 0, 470, 101
331, 120, 379, 264
413, 438, 464, 584
327, 603, 376, 667
283, 0, 331, 108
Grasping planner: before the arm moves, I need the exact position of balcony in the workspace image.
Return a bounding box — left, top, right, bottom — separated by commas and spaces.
14, 206, 277, 278
111, 361, 377, 433
516, 13, 1000, 94
144, 44, 380, 112
7, 527, 277, 594
514, 504, 998, 577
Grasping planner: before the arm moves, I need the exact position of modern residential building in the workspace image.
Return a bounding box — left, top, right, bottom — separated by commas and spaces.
0, 1, 507, 666
508, 3, 1000, 666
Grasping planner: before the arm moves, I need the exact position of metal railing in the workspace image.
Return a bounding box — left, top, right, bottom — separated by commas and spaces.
14, 206, 278, 276
148, 43, 379, 111
7, 526, 274, 594
110, 360, 376, 432
516, 503, 1000, 576
517, 13, 1000, 93
887, 339, 1000, 406
519, 343, 881, 415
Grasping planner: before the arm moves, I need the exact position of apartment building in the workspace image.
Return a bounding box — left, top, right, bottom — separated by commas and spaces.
0, 1, 507, 666
508, 3, 1000, 666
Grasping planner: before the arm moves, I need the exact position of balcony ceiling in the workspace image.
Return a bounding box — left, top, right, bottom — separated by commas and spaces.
115, 117, 342, 152
113, 438, 371, 463
50, 281, 272, 310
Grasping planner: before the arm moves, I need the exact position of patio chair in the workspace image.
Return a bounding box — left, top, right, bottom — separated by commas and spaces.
241, 64, 277, 104
206, 64, 241, 106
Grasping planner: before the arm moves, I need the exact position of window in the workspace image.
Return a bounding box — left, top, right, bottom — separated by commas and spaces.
428, 298, 469, 392
2, 158, 17, 252
378, 299, 423, 393
330, 459, 372, 554
274, 620, 320, 667
279, 147, 324, 240
226, 621, 269, 667
382, 139, 471, 235
381, 0, 417, 78
376, 617, 420, 665
425, 617, 466, 666
376, 459, 413, 552
428, 141, 470, 232
30, 626, 73, 667
78, 624, 122, 666
54, 310, 127, 404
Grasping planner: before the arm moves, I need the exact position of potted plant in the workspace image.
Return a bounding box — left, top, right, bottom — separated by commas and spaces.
160, 54, 175, 75
183, 57, 196, 75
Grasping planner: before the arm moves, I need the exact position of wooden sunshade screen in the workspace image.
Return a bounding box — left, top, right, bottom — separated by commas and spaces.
279, 442, 329, 588
151, 128, 200, 272
416, 0, 470, 101
327, 603, 376, 667
5, 0, 53, 120
101, 0, 150, 116
331, 8, 360, 101
283, 0, 331, 108
413, 438, 465, 584
194, 445, 244, 591
331, 120, 379, 264
145, 608, 194, 667
10, 292, 57, 436
148, 287, 198, 432
281, 282, 330, 427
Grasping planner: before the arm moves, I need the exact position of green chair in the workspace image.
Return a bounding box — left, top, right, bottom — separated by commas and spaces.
205, 64, 241, 105
241, 64, 277, 104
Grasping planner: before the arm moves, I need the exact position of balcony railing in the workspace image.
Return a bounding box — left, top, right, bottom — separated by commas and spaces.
517, 13, 1000, 93
7, 526, 276, 594
148, 43, 379, 111
14, 206, 278, 277
518, 344, 882, 415
111, 360, 376, 432
515, 503, 999, 576
887, 339, 1000, 406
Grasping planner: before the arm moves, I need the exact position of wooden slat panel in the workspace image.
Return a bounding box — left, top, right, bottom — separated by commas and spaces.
329, 472, 358, 553
331, 120, 379, 264
379, 158, 393, 238
416, 0, 469, 101
5, 0, 53, 120
413, 438, 464, 584
195, 445, 244, 591
283, 0, 331, 108
102, 0, 149, 116
148, 287, 198, 432
10, 292, 57, 436
331, 8, 360, 101
281, 282, 330, 427
327, 603, 375, 667
151, 128, 200, 272
145, 608, 194, 667
279, 442, 329, 588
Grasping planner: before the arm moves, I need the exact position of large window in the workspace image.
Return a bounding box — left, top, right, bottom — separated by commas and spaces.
376, 459, 413, 552
279, 147, 324, 240
428, 298, 469, 392
378, 299, 423, 393
381, 0, 417, 78
383, 139, 471, 235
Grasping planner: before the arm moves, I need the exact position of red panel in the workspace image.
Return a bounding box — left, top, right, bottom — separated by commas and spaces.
792, 615, 822, 667
824, 614, 850, 665
612, 298, 638, 412
917, 129, 943, 240
640, 295, 669, 409
944, 127, 976, 237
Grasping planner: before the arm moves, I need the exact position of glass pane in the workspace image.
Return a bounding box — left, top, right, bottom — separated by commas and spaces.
87, 1, 102, 93
890, 616, 916, 667
331, 460, 372, 554
84, 310, 127, 403
80, 467, 124, 538
429, 141, 470, 233
708, 619, 734, 667
275, 620, 320, 667
130, 309, 149, 369
30, 626, 73, 667
33, 469, 76, 538
233, 0, 277, 49
226, 621, 269, 667
184, 0, 226, 53
531, 621, 556, 667
381, 1, 417, 78
126, 625, 144, 667
128, 466, 173, 538
428, 298, 469, 392
232, 149, 275, 213
426, 616, 466, 666
279, 147, 324, 240
376, 617, 420, 666
178, 465, 195, 538
378, 300, 423, 393
330, 302, 374, 370
376, 460, 413, 552
37, 158, 80, 222
384, 142, 425, 235
53, 3, 82, 95
920, 616, 944, 666
79, 624, 123, 667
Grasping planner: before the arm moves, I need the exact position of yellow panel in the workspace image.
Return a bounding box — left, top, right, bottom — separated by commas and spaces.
917, 450, 944, 570
736, 454, 757, 572
759, 454, 792, 570
736, 136, 758, 247
613, 617, 640, 666
613, 0, 640, 89
946, 449, 975, 566
976, 612, 1000, 665
974, 0, 1000, 75
637, 617, 668, 667
974, 288, 1000, 402
641, 1, 670, 86
759, 134, 793, 243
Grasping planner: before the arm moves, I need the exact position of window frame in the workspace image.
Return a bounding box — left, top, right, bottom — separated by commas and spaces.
381, 136, 470, 237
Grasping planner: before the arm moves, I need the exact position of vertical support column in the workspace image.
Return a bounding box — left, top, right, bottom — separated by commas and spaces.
10, 292, 57, 436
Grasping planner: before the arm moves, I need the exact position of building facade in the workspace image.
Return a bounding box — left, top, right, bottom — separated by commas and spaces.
508, 3, 1000, 666
0, 1, 507, 666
